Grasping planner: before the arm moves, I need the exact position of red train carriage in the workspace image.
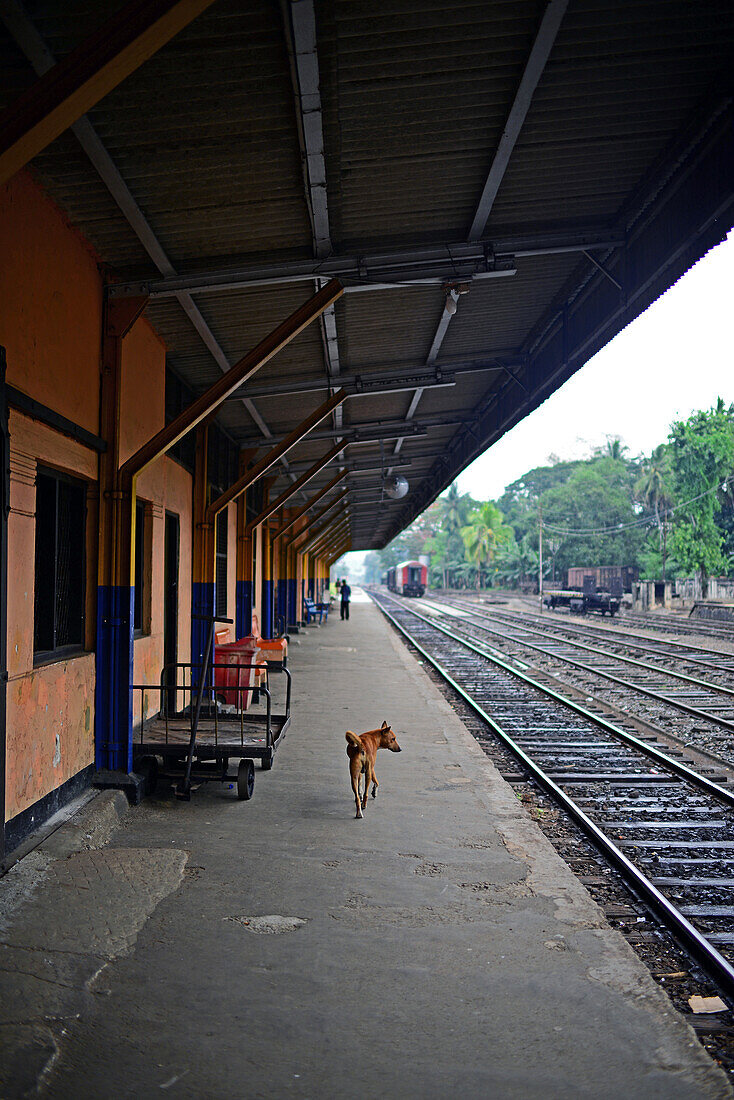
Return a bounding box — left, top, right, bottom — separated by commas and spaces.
386, 561, 427, 597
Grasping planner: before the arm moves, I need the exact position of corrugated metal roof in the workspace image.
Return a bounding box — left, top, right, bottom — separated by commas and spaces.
1, 0, 732, 548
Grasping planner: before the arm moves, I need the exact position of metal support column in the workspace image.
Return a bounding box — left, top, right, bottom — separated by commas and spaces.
235, 447, 257, 640
191, 423, 214, 683
94, 294, 147, 789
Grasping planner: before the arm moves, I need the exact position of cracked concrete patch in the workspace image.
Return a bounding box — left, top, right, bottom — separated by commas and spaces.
2, 848, 187, 956
414, 861, 446, 877
0, 846, 187, 1098
224, 915, 308, 934
0, 850, 54, 937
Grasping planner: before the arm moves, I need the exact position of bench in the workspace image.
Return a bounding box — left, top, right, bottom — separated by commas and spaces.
303, 597, 329, 624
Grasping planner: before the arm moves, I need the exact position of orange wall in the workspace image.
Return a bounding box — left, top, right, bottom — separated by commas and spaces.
133, 456, 193, 726
1, 170, 196, 824
120, 314, 195, 724
0, 170, 103, 821
0, 171, 102, 433
5, 412, 99, 820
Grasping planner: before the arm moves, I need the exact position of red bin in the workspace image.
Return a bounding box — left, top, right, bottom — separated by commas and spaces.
213, 640, 259, 708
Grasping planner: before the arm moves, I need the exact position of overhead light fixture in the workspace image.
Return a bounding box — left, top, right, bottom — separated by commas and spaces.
385, 475, 409, 499
443, 280, 470, 317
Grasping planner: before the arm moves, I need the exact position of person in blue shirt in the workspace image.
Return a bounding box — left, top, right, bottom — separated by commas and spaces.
340, 578, 351, 621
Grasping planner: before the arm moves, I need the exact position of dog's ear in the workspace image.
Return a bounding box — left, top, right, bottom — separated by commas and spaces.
382, 719, 388, 728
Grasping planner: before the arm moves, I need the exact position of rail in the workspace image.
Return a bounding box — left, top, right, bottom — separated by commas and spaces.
370, 589, 734, 1002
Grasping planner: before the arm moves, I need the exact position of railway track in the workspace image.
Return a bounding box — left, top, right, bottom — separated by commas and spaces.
422, 594, 734, 769
491, 591, 734, 643
622, 610, 734, 643
471, 600, 734, 672
370, 589, 734, 1004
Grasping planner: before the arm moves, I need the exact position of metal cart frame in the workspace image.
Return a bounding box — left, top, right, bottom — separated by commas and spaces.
130, 615, 291, 800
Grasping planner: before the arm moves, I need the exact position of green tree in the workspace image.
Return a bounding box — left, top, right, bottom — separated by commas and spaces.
461, 502, 511, 589
634, 444, 675, 581
668, 399, 734, 593
541, 455, 645, 578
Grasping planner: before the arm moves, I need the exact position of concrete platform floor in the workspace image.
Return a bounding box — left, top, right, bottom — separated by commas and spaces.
0, 596, 731, 1098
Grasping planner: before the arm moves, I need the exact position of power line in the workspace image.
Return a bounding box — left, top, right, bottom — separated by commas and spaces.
543, 474, 734, 538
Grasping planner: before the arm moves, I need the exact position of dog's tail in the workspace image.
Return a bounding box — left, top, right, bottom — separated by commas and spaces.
345, 730, 363, 755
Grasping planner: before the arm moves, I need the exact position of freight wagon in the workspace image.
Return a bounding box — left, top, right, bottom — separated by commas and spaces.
566, 566, 638, 593
386, 561, 427, 597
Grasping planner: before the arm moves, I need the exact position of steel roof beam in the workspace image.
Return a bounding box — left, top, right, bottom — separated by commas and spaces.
387, 286, 460, 467
120, 285, 343, 482
299, 512, 350, 555
389, 0, 568, 470
290, 501, 349, 549
0, 0, 217, 186
272, 476, 347, 541
204, 388, 346, 522
282, 456, 412, 477
282, 0, 343, 432
234, 418, 443, 449
309, 518, 351, 556
243, 440, 346, 534
106, 230, 626, 300
224, 366, 460, 402
222, 352, 525, 402
326, 542, 350, 567
281, 487, 348, 546
468, 0, 569, 241
385, 0, 569, 511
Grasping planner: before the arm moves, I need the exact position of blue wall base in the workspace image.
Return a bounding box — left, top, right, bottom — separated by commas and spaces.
191, 581, 215, 687
287, 578, 297, 628
236, 579, 252, 640
95, 585, 134, 774
261, 579, 273, 638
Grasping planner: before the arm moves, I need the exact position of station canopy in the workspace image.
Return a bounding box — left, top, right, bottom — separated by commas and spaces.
1, 0, 732, 549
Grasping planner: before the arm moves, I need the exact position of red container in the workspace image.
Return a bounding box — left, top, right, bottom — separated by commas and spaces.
213, 640, 259, 708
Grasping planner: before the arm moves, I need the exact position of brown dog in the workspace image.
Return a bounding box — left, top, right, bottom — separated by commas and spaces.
345, 720, 401, 819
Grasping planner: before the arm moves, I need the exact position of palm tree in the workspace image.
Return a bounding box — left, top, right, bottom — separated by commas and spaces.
462, 515, 495, 590
461, 502, 510, 590
636, 444, 674, 580
604, 436, 629, 462
441, 483, 470, 588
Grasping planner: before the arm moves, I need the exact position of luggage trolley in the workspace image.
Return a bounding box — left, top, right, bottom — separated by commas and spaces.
131, 615, 291, 800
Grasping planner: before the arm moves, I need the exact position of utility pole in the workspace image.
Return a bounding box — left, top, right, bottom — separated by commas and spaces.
539, 502, 543, 612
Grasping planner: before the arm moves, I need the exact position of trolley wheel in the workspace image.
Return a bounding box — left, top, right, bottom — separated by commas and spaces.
237, 759, 255, 800
261, 750, 274, 771
137, 754, 158, 795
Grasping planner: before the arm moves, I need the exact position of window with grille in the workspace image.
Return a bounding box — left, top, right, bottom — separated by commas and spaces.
215, 509, 228, 618
34, 469, 86, 661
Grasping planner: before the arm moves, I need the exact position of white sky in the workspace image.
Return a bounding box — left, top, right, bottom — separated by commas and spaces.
456, 230, 734, 499
340, 230, 733, 571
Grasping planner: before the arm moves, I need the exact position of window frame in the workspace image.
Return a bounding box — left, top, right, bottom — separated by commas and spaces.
33, 466, 88, 667
133, 499, 152, 639
215, 507, 228, 619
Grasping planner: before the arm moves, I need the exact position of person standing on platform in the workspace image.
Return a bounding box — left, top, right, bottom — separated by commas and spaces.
340, 578, 351, 621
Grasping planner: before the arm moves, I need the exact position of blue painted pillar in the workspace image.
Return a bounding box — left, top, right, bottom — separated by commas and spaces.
95, 582, 134, 772
191, 425, 214, 688
287, 546, 297, 627
191, 581, 215, 686
236, 579, 252, 640
235, 452, 257, 639
94, 295, 148, 780
277, 578, 288, 627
